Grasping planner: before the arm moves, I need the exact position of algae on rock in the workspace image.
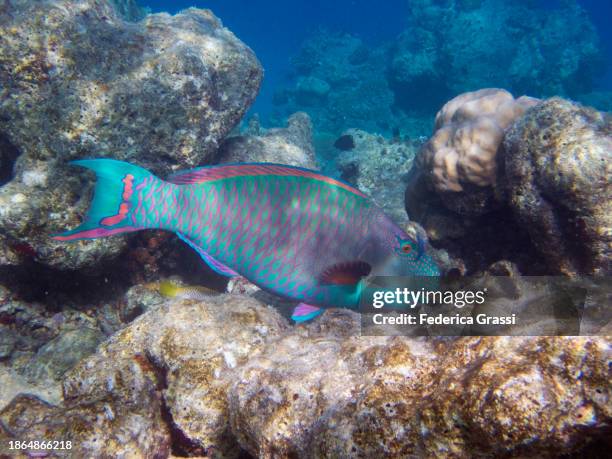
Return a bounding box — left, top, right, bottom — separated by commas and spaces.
1, 293, 609, 458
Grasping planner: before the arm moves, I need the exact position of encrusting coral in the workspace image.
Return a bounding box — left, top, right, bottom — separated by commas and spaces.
503, 97, 612, 276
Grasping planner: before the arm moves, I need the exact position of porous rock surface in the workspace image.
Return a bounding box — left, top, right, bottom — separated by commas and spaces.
0, 294, 289, 458
336, 129, 419, 224
0, 0, 262, 270
217, 112, 318, 169
504, 97, 612, 276
0, 282, 105, 382
231, 314, 611, 458
1, 294, 609, 458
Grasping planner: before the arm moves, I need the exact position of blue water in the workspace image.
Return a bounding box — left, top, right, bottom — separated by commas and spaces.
144, 0, 408, 116
143, 0, 611, 130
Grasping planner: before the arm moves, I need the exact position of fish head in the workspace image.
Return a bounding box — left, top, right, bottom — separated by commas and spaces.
372, 223, 440, 278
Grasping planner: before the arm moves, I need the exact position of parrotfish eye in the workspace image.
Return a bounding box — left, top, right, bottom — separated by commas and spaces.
394, 236, 418, 258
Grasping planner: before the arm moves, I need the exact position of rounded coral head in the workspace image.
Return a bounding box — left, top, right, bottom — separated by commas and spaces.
421, 88, 539, 192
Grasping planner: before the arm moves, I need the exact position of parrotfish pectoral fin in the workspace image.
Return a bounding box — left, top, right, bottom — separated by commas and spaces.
176, 232, 238, 277
51, 159, 155, 241
291, 303, 323, 323
319, 260, 372, 286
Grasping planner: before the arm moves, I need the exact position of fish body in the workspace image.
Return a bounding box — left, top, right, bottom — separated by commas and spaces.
158, 280, 218, 300
54, 160, 439, 314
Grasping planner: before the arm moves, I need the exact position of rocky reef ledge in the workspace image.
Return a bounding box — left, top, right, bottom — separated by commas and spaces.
0, 0, 262, 270
1, 293, 609, 458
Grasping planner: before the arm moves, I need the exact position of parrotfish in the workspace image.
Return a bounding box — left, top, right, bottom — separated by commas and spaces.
53, 159, 439, 321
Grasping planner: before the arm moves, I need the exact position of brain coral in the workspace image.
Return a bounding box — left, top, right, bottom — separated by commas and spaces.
420, 88, 539, 193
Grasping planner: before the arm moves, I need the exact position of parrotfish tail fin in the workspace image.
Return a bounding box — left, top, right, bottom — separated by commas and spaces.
291, 303, 323, 323
52, 159, 155, 241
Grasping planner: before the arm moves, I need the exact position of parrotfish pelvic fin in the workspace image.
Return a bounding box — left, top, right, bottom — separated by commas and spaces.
176, 232, 238, 277
291, 303, 323, 323
51, 159, 156, 241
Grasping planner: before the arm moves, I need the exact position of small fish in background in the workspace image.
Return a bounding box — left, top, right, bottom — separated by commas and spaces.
333, 134, 355, 151
53, 159, 439, 323
157, 280, 219, 301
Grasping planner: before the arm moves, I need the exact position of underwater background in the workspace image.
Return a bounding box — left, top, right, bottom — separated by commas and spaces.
0, 0, 610, 457
141, 0, 612, 120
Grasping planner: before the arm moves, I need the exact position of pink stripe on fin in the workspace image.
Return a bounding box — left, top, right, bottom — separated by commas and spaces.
167, 163, 367, 198
52, 226, 139, 241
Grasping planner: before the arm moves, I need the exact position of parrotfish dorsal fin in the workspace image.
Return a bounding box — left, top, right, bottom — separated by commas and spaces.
319, 260, 372, 286
167, 162, 367, 198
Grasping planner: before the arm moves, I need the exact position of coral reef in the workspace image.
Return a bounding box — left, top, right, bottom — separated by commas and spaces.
0, 277, 165, 404
389, 0, 605, 112
0, 1, 609, 457
336, 129, 419, 224
1, 293, 609, 457
503, 98, 612, 276
270, 31, 409, 136
0, 0, 262, 270
407, 93, 611, 277
271, 1, 605, 138
216, 112, 317, 169
110, 0, 149, 21
418, 88, 538, 214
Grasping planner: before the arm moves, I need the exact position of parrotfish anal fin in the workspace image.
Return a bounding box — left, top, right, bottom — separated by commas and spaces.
176, 232, 238, 278
319, 260, 372, 286
167, 162, 366, 198
291, 303, 323, 323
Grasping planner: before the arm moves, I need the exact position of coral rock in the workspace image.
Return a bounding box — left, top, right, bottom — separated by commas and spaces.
504, 97, 612, 276
1, 294, 609, 457
337, 129, 419, 224
4, 295, 288, 457
230, 311, 611, 457
217, 112, 317, 169
22, 327, 105, 382
0, 0, 262, 270
0, 383, 170, 458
